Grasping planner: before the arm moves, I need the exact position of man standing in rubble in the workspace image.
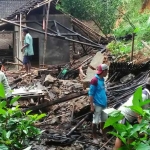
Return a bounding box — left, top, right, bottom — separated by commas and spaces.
88, 64, 109, 144
21, 28, 34, 75
113, 77, 150, 150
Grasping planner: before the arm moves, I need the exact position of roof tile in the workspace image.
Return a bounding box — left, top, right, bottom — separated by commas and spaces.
0, 0, 29, 18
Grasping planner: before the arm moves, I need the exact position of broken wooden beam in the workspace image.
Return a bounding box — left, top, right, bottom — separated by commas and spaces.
23, 91, 88, 112
15, 56, 23, 64
66, 113, 90, 137
9, 77, 22, 86
1, 18, 102, 49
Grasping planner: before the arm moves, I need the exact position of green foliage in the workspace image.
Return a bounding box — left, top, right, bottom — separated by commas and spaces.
104, 110, 124, 128
57, 0, 91, 20
107, 12, 150, 56
118, 0, 142, 26
107, 41, 131, 56
58, 0, 121, 34
0, 98, 46, 149
0, 83, 46, 149
0, 83, 6, 99
111, 0, 150, 56
132, 86, 142, 106
109, 13, 150, 56
100, 0, 150, 56
114, 12, 150, 41
105, 86, 150, 150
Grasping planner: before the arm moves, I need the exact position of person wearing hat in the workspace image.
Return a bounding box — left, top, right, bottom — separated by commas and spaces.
114, 78, 150, 150
21, 28, 34, 75
88, 64, 109, 143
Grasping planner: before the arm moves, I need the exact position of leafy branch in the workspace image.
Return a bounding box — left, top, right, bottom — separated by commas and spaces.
0, 83, 46, 150
104, 86, 150, 150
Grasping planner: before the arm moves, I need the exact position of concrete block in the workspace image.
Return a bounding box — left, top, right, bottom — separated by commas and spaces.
83, 51, 106, 89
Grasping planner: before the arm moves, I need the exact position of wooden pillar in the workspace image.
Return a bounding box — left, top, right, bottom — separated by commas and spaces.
43, 0, 51, 65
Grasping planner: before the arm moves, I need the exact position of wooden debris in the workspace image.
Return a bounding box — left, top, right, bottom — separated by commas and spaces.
23, 91, 88, 112
66, 113, 90, 137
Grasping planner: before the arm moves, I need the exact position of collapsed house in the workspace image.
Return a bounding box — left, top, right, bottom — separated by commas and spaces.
0, 0, 150, 150
0, 0, 107, 67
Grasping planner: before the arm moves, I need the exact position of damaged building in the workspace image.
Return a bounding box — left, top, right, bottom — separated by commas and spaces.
0, 0, 106, 67
1, 1, 150, 150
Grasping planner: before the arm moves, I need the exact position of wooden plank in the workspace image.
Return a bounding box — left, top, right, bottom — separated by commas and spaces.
23, 91, 88, 112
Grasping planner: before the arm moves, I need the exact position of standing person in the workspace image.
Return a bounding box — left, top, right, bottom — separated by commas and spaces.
114, 78, 150, 150
0, 63, 11, 99
88, 64, 109, 143
21, 28, 34, 75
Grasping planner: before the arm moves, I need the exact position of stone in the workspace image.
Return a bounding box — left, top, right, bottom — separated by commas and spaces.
85, 145, 99, 150
44, 74, 56, 86
120, 73, 135, 83
52, 87, 60, 94
51, 117, 59, 125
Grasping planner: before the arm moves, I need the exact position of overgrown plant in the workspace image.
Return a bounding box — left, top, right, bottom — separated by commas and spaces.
107, 41, 131, 56
58, 0, 150, 56
104, 86, 150, 150
0, 83, 46, 150
57, 0, 121, 34
111, 1, 150, 56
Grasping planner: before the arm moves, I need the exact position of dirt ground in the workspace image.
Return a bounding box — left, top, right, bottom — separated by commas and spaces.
117, 48, 150, 64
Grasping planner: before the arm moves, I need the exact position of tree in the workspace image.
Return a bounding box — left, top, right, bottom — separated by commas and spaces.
57, 0, 122, 35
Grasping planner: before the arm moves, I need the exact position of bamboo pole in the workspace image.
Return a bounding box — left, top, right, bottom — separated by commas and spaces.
20, 13, 22, 43
43, 0, 51, 65
19, 13, 22, 70
130, 33, 135, 61
1, 19, 102, 48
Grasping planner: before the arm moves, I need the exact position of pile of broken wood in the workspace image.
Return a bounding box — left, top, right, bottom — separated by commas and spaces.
3, 57, 150, 150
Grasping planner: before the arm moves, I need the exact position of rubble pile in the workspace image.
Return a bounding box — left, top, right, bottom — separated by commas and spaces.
44, 76, 84, 98
3, 52, 150, 150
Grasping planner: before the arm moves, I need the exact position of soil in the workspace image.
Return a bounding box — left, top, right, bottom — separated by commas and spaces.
141, 0, 150, 13
117, 48, 150, 64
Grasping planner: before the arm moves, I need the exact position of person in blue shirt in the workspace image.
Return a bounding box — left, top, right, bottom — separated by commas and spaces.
89, 64, 108, 143
21, 28, 34, 75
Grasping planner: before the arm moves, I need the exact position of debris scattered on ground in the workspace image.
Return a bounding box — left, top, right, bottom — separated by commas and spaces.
3, 51, 150, 150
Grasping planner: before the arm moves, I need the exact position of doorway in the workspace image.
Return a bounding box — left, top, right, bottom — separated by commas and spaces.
32, 38, 39, 67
